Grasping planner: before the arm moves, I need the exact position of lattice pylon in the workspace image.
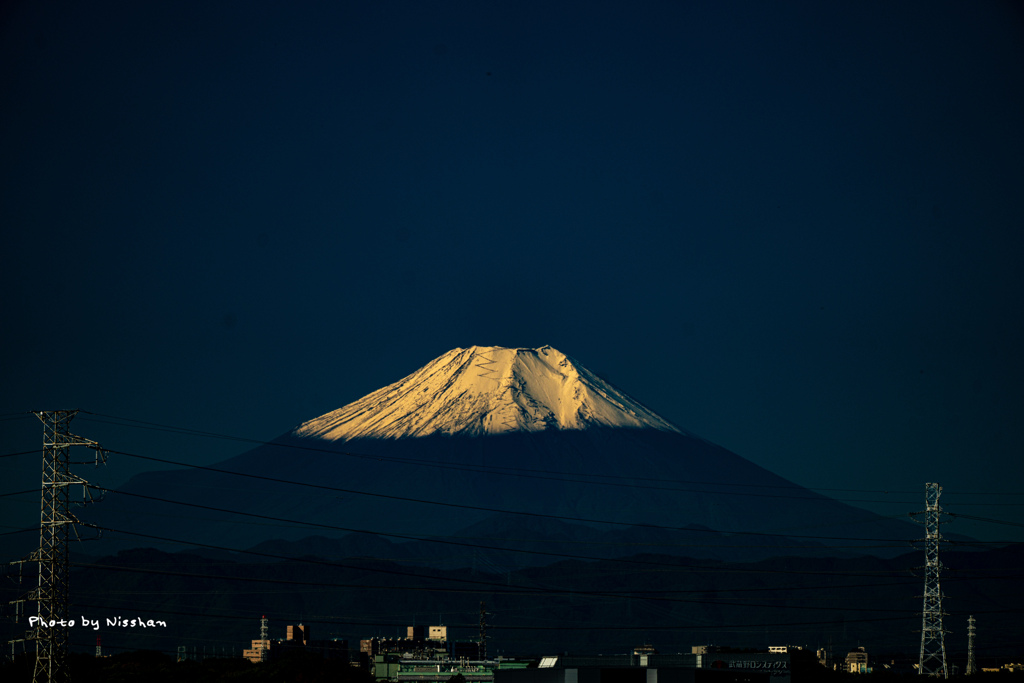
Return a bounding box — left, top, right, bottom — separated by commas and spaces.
966, 616, 977, 675
479, 601, 489, 660
6, 411, 103, 683
260, 615, 269, 662
916, 482, 948, 678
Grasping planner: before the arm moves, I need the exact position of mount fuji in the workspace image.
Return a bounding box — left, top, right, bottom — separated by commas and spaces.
87, 346, 923, 564
294, 345, 680, 439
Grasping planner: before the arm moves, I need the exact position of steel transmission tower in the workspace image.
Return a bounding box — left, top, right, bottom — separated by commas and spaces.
966, 616, 977, 675
7, 411, 105, 683
260, 615, 269, 662
914, 482, 948, 678
478, 601, 489, 659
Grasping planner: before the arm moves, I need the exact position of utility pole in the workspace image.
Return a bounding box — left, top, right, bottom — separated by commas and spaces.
914, 483, 948, 678
7, 411, 105, 683
966, 616, 977, 675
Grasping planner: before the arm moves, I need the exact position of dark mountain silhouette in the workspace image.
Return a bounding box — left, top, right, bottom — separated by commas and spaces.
85, 346, 927, 564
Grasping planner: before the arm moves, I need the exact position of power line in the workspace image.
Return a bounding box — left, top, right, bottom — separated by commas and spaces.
109, 527, 1003, 586
1, 489, 39, 497
79, 419, 911, 503
69, 572, 929, 598
60, 582, 1024, 634
86, 523, 920, 582
91, 485, 912, 557
20, 531, 1018, 655
0, 450, 42, 458
17, 488, 1017, 545
76, 411, 1024, 501
67, 600, 468, 631
0, 527, 38, 537
101, 447, 921, 545
4, 465, 1018, 548
51, 602, 920, 637
71, 526, 925, 614
7, 411, 1021, 662
950, 513, 1024, 529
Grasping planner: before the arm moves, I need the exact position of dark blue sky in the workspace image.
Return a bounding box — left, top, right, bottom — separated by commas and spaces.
3, 1, 1023, 542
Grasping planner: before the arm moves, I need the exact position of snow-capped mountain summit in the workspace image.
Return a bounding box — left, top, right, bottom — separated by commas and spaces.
294, 345, 682, 440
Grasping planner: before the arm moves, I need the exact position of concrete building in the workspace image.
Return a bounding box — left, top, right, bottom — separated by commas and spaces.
495, 648, 818, 683
361, 636, 448, 660
243, 622, 348, 663
288, 624, 310, 644
689, 646, 818, 680
362, 625, 462, 668
844, 648, 869, 674
494, 654, 770, 683
242, 638, 270, 663
406, 625, 448, 643
374, 654, 403, 682
396, 658, 497, 682
367, 655, 531, 683
363, 626, 453, 678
